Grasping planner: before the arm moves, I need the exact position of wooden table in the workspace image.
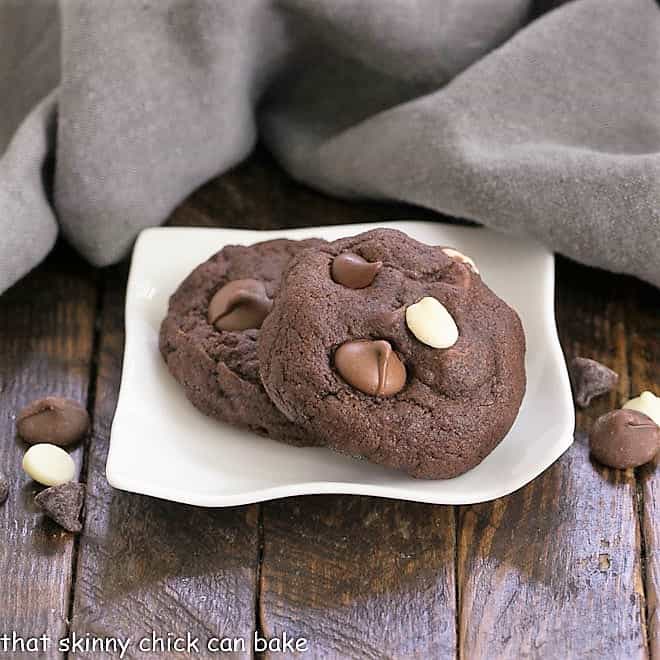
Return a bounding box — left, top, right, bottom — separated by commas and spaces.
1, 149, 658, 659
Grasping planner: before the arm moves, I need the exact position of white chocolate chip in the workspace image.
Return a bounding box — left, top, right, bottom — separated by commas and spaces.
623, 391, 660, 426
405, 296, 459, 349
442, 247, 479, 274
22, 444, 75, 487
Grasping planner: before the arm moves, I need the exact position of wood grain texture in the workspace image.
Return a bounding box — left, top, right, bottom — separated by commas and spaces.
68, 267, 259, 659
260, 496, 456, 659
632, 280, 660, 656
457, 259, 647, 659
0, 245, 97, 658
2, 147, 655, 660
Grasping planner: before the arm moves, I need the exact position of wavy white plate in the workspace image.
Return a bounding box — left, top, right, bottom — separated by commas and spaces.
107, 222, 574, 506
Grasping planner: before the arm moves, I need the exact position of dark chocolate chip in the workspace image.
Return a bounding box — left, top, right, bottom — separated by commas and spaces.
334, 339, 406, 396
17, 397, 90, 447
331, 253, 382, 289
208, 279, 272, 331
0, 472, 8, 506
34, 482, 85, 533
589, 409, 660, 469
569, 357, 619, 408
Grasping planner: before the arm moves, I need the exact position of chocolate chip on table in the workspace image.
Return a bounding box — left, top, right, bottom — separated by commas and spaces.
23, 444, 76, 487
569, 357, 619, 408
589, 409, 660, 469
17, 396, 90, 446
331, 253, 382, 289
207, 279, 272, 331
35, 482, 85, 533
334, 339, 406, 396
0, 472, 8, 506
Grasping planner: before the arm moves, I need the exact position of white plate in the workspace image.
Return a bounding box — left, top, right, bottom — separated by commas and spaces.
107, 222, 574, 506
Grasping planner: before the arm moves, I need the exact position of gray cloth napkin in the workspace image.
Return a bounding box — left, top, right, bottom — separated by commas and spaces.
1, 0, 659, 295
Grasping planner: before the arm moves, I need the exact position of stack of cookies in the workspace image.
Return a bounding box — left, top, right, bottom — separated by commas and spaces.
160, 229, 526, 479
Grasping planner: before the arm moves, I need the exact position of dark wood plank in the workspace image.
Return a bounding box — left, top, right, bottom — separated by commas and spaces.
260, 496, 456, 659
69, 266, 260, 658
632, 281, 660, 656
59, 146, 654, 660
0, 244, 97, 658
458, 260, 647, 659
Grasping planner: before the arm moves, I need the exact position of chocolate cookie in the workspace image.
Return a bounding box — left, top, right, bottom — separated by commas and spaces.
159, 238, 326, 445
258, 229, 526, 478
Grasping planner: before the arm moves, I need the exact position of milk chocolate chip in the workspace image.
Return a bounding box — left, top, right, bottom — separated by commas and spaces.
590, 409, 660, 469
208, 279, 272, 331
331, 253, 382, 289
17, 397, 89, 447
334, 340, 406, 396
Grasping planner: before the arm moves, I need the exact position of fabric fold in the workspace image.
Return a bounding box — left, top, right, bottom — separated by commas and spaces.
262, 0, 660, 286
0, 0, 658, 295
0, 92, 59, 292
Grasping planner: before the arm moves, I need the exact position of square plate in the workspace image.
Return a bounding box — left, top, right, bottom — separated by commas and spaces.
107, 222, 574, 506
